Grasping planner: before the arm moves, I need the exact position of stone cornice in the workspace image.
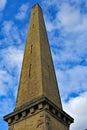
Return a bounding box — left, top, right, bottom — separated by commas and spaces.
4, 96, 74, 126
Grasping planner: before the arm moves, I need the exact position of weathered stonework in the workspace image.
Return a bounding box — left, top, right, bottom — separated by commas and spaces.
15, 3, 62, 110
3, 3, 74, 130
4, 97, 73, 129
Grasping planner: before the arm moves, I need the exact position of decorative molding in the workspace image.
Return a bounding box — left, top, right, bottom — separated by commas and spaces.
22, 111, 27, 117
45, 104, 49, 110
58, 112, 61, 118
4, 97, 74, 126
15, 115, 19, 121
52, 108, 56, 114
30, 107, 35, 114
8, 118, 12, 124
38, 103, 44, 110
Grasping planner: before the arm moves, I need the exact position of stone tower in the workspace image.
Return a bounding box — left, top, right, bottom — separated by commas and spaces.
4, 4, 73, 130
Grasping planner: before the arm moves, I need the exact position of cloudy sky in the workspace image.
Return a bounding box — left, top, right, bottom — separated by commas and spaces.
0, 0, 87, 130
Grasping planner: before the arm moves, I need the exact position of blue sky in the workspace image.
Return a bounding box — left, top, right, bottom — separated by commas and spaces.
0, 0, 87, 130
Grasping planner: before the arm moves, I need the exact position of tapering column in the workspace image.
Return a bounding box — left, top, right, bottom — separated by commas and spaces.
4, 4, 74, 130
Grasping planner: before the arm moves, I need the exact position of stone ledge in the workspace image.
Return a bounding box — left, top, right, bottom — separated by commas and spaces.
3, 96, 74, 126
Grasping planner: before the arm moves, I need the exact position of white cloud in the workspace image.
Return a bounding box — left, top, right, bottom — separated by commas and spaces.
45, 20, 56, 32
2, 21, 14, 36
63, 92, 87, 130
57, 3, 87, 33
45, 3, 87, 76
15, 3, 29, 20
0, 70, 13, 96
51, 32, 87, 68
70, 0, 87, 6
56, 66, 87, 100
57, 3, 80, 28
0, 0, 7, 11
0, 46, 23, 98
0, 20, 27, 103
43, 0, 87, 8
0, 20, 27, 46
44, 1, 87, 33
0, 46, 23, 73
0, 98, 14, 116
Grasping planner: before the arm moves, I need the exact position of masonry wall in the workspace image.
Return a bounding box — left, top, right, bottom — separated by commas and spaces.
9, 110, 69, 130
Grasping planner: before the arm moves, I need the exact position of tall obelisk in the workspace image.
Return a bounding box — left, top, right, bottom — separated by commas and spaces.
4, 4, 73, 130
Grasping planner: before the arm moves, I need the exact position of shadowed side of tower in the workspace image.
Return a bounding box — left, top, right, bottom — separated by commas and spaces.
4, 4, 74, 130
